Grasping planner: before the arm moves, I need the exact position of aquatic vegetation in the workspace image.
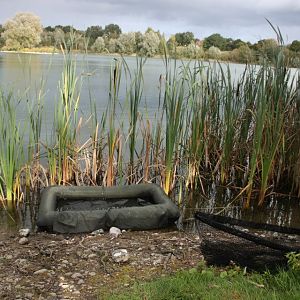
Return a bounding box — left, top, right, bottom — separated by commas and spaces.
0, 38, 299, 209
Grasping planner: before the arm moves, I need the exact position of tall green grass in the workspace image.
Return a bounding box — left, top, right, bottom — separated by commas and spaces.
1, 35, 300, 209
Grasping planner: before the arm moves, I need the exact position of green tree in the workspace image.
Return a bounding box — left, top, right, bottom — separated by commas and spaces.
203, 33, 227, 50
0, 25, 5, 48
54, 28, 65, 46
175, 32, 194, 46
139, 30, 160, 57
108, 38, 118, 53
167, 35, 177, 55
289, 40, 300, 53
252, 39, 278, 61
116, 32, 136, 54
234, 45, 254, 63
207, 46, 221, 59
91, 36, 105, 53
40, 30, 55, 47
2, 12, 43, 50
185, 42, 204, 59
104, 24, 122, 39
86, 26, 104, 47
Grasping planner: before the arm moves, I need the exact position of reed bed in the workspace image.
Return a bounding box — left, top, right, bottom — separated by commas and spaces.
0, 39, 299, 209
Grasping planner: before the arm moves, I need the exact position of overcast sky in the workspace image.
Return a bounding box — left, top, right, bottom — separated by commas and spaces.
0, 0, 299, 43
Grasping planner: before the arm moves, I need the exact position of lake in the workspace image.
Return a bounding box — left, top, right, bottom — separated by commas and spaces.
0, 52, 299, 231
0, 52, 251, 140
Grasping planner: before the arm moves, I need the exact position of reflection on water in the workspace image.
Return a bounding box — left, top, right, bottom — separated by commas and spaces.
181, 186, 300, 232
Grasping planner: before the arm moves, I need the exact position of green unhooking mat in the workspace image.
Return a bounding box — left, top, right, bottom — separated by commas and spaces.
37, 184, 180, 233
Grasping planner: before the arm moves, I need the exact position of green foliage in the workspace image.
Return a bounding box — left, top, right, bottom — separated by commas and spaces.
289, 40, 300, 53
116, 32, 136, 54
207, 46, 221, 59
175, 31, 194, 46
91, 36, 105, 53
86, 25, 104, 47
203, 33, 227, 50
104, 24, 122, 39
139, 30, 160, 57
286, 252, 300, 271
0, 91, 24, 205
252, 39, 279, 62
2, 12, 43, 50
105, 265, 300, 300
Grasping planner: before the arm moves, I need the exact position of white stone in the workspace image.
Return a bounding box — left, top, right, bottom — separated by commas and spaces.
71, 273, 83, 279
288, 235, 297, 241
34, 269, 48, 275
112, 249, 129, 263
19, 237, 29, 245
109, 227, 122, 237
88, 253, 97, 259
19, 228, 30, 237
91, 228, 104, 235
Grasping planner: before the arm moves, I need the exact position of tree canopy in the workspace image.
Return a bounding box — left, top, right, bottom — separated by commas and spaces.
2, 12, 43, 50
175, 32, 194, 46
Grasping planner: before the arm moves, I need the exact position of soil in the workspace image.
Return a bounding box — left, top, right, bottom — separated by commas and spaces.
1, 221, 298, 299
0, 227, 202, 300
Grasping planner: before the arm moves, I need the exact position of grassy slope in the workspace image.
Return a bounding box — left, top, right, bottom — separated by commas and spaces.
102, 266, 300, 300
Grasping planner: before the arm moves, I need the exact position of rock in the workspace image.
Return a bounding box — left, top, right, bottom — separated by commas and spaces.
288, 235, 297, 241
88, 253, 97, 259
19, 237, 29, 245
71, 273, 83, 279
24, 292, 33, 298
112, 249, 129, 263
73, 291, 81, 295
19, 228, 30, 237
34, 269, 48, 275
77, 279, 84, 285
91, 228, 104, 235
89, 272, 96, 276
109, 227, 122, 237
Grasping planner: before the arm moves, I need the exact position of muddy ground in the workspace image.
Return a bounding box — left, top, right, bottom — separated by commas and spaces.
0, 227, 203, 300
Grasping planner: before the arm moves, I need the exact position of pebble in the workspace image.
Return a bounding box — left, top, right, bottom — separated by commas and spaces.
112, 249, 129, 263
24, 293, 33, 298
288, 235, 297, 241
109, 227, 122, 237
19, 228, 30, 237
73, 291, 81, 295
77, 279, 84, 285
19, 237, 29, 245
91, 228, 104, 235
89, 272, 96, 276
88, 253, 97, 259
34, 269, 48, 275
71, 273, 83, 279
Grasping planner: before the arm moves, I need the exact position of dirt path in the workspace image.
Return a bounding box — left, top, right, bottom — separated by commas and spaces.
0, 229, 202, 299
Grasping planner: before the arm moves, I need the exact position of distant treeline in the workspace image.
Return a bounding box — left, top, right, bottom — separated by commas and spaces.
1, 13, 300, 66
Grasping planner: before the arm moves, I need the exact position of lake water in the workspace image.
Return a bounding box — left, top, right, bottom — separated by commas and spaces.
0, 52, 251, 140
0, 52, 299, 231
